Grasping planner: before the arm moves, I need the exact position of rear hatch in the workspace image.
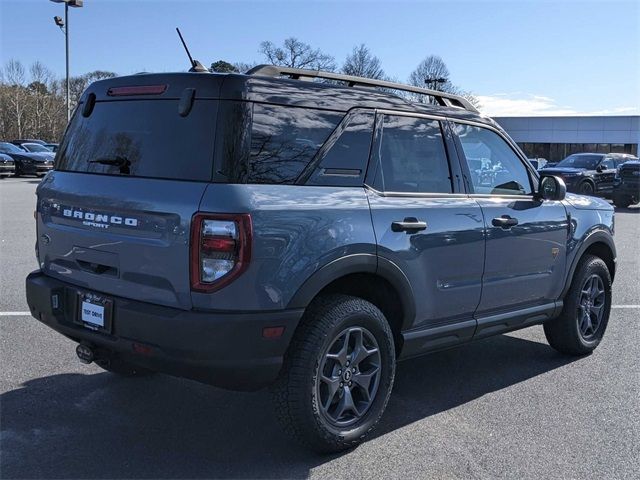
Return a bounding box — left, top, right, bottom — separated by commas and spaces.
37, 74, 221, 309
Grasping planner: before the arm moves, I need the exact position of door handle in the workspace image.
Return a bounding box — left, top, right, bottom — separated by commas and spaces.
391, 217, 427, 233
491, 215, 519, 229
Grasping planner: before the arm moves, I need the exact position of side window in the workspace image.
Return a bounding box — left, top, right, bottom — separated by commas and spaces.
454, 124, 533, 195
600, 158, 615, 170
221, 103, 342, 184
374, 115, 452, 194
306, 111, 374, 186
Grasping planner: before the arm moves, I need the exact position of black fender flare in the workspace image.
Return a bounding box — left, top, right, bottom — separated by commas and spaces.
287, 253, 416, 331
560, 229, 616, 299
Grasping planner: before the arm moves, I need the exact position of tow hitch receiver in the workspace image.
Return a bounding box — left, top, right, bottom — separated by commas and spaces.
76, 343, 95, 364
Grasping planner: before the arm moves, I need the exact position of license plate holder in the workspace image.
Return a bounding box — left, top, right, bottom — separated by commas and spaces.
76, 292, 113, 333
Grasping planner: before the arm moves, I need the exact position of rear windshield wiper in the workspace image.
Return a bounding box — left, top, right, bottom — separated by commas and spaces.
88, 156, 131, 174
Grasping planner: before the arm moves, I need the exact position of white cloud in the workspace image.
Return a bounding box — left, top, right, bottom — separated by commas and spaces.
477, 93, 639, 117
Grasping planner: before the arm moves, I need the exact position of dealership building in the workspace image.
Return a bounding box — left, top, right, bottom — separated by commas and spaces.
494, 115, 640, 162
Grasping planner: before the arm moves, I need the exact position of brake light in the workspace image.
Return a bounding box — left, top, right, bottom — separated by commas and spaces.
190, 213, 252, 292
107, 85, 167, 96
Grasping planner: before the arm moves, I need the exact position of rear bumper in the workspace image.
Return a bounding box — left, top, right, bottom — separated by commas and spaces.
25, 270, 303, 390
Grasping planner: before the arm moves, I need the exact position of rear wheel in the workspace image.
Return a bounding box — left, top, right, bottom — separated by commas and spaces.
577, 180, 595, 195
544, 255, 611, 355
272, 294, 396, 453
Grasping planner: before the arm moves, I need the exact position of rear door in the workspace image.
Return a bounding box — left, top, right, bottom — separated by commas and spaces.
37, 88, 219, 310
450, 121, 568, 323
366, 112, 485, 346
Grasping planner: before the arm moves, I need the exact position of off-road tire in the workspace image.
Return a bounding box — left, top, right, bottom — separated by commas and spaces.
544, 255, 612, 355
271, 294, 396, 453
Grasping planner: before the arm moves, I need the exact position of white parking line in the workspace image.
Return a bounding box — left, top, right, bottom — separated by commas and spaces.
1, 305, 639, 317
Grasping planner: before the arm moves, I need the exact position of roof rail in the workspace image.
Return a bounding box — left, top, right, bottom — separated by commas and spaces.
246, 64, 478, 113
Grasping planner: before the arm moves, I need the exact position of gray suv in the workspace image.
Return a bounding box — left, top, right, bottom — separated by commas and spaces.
26, 65, 616, 452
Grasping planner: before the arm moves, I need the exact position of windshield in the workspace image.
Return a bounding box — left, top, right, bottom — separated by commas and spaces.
23, 143, 50, 153
0, 142, 24, 154
556, 154, 602, 169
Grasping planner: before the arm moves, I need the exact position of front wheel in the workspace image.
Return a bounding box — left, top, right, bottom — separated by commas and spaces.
544, 255, 612, 355
577, 180, 595, 195
272, 294, 396, 453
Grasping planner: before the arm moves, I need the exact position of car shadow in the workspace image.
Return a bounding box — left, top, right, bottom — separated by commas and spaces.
0, 334, 578, 479
614, 206, 639, 213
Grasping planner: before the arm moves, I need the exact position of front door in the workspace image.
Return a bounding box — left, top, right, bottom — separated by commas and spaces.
451, 122, 569, 318
595, 157, 617, 194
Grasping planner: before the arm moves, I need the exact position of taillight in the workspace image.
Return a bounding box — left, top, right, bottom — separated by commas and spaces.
190, 213, 252, 292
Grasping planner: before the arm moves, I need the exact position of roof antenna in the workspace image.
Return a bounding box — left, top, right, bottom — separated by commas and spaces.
175, 27, 209, 73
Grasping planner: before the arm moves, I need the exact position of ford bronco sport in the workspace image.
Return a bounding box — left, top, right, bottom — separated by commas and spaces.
26, 65, 616, 452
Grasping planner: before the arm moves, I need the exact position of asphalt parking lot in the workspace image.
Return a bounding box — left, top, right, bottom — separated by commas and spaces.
1, 176, 638, 479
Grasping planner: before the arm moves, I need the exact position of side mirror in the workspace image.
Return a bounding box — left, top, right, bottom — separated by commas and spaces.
596, 164, 604, 172
536, 175, 566, 201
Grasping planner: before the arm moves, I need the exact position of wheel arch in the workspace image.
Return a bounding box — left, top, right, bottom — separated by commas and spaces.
287, 254, 416, 355
561, 231, 616, 299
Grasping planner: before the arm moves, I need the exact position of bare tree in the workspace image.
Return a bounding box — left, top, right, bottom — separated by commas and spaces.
259, 38, 336, 71
233, 62, 257, 73
0, 61, 116, 141
408, 55, 477, 106
2, 59, 29, 138
408, 55, 452, 93
342, 44, 385, 79
27, 61, 55, 136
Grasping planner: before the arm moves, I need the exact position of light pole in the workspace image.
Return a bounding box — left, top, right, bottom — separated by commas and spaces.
51, 0, 83, 122
424, 77, 447, 105
425, 77, 447, 91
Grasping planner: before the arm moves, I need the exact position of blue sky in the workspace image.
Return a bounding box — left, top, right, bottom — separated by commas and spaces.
1, 0, 638, 116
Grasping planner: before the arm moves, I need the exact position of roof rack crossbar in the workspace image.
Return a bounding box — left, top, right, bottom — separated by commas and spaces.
246, 64, 478, 113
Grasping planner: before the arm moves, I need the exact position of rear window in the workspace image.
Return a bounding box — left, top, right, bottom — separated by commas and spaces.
219, 103, 343, 184
56, 100, 217, 181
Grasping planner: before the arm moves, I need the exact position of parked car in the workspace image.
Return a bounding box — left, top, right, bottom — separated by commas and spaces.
25, 66, 616, 452
11, 139, 47, 146
0, 153, 16, 178
612, 159, 640, 208
0, 141, 54, 176
20, 142, 57, 155
541, 153, 630, 196
44, 143, 59, 152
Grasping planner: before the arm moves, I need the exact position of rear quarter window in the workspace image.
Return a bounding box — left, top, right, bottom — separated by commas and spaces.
219, 103, 343, 184
56, 99, 217, 181
305, 111, 375, 187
